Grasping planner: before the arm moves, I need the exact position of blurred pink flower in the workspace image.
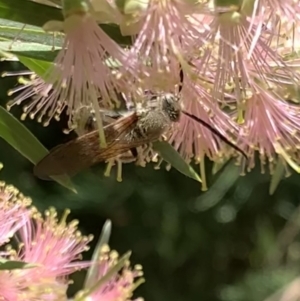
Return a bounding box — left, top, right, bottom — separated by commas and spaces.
15, 208, 93, 280
261, 0, 300, 23
0, 268, 68, 301
0, 178, 144, 301
0, 272, 20, 301
0, 208, 93, 301
77, 245, 143, 301
0, 187, 72, 301
0, 253, 69, 301
0, 182, 31, 246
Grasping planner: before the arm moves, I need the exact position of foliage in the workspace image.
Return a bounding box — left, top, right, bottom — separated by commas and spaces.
0, 1, 300, 301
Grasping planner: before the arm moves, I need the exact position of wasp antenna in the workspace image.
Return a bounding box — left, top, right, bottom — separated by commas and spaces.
182, 110, 248, 160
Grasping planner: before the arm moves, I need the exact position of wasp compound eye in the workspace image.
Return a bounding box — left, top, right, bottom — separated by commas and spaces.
161, 94, 181, 122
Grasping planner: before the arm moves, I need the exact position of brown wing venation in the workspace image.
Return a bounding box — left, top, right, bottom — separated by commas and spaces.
33, 113, 151, 179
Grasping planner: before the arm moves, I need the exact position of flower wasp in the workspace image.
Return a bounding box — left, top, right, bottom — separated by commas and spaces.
34, 70, 247, 180
34, 93, 182, 179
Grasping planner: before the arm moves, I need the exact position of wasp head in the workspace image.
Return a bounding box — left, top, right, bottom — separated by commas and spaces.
161, 93, 181, 122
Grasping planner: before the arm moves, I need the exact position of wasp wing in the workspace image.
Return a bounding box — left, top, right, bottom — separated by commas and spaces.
34, 113, 152, 179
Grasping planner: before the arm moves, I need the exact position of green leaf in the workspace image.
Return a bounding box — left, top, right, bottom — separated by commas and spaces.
0, 40, 58, 62
0, 106, 77, 193
84, 220, 112, 289
0, 0, 131, 45
0, 18, 60, 62
0, 259, 37, 270
0, 18, 63, 47
212, 158, 230, 175
193, 161, 240, 211
269, 158, 285, 195
0, 0, 63, 28
152, 141, 201, 182
16, 55, 53, 78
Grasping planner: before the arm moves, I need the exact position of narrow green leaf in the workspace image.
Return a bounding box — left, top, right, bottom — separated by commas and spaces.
0, 259, 37, 270
212, 158, 230, 175
32, 0, 61, 7
0, 40, 58, 62
0, 0, 63, 28
269, 158, 285, 195
0, 107, 77, 193
0, 0, 131, 45
0, 18, 63, 47
16, 55, 53, 78
0, 18, 60, 62
193, 161, 240, 211
152, 141, 201, 182
12, 49, 57, 62
84, 220, 112, 289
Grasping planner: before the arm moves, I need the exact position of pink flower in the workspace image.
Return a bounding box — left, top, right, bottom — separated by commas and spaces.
6, 73, 53, 123
0, 266, 68, 301
0, 271, 20, 301
7, 4, 137, 146
0, 208, 92, 301
0, 182, 31, 246
15, 208, 93, 280
236, 82, 300, 174
127, 0, 203, 92
78, 245, 143, 301
172, 83, 230, 159
168, 2, 300, 176
193, 5, 300, 105
0, 197, 83, 300
167, 75, 241, 190
260, 0, 300, 24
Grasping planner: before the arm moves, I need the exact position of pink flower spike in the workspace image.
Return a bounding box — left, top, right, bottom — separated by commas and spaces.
0, 182, 31, 246
192, 4, 300, 107
259, 0, 300, 25
0, 270, 21, 301
7, 11, 137, 139
236, 83, 300, 175
0, 265, 69, 301
128, 0, 204, 91
76, 245, 144, 301
169, 76, 240, 162
15, 207, 93, 282
0, 205, 91, 301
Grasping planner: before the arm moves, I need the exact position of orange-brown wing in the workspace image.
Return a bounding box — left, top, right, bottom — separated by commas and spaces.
34, 113, 150, 179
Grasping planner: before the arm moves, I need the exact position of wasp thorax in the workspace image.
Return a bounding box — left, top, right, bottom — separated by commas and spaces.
161, 93, 181, 122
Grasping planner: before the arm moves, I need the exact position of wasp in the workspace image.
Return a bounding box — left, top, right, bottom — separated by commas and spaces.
34, 91, 247, 179
34, 63, 247, 179
34, 93, 182, 179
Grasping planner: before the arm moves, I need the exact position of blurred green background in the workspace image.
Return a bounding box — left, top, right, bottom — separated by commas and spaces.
1, 60, 300, 301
